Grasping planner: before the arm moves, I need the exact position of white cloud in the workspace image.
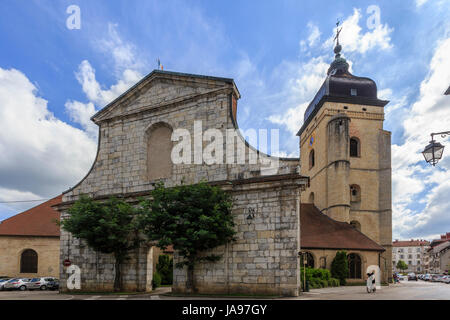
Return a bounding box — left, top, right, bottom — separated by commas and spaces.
0, 67, 97, 209
416, 0, 429, 7
75, 60, 142, 108
65, 100, 98, 138
391, 36, 450, 238
323, 8, 393, 54
267, 56, 329, 135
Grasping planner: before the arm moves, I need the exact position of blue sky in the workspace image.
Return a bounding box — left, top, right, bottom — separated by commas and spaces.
0, 0, 449, 240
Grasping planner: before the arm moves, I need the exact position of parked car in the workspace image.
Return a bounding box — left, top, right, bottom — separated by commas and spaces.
27, 277, 57, 291
442, 276, 450, 284
3, 278, 31, 291
424, 274, 432, 281
0, 278, 11, 291
408, 273, 418, 281
46, 279, 59, 291
431, 274, 442, 282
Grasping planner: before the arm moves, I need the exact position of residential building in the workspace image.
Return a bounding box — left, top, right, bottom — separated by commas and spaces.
392, 239, 430, 273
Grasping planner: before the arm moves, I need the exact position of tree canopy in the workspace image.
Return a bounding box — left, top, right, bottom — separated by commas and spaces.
138, 181, 236, 292
61, 195, 140, 291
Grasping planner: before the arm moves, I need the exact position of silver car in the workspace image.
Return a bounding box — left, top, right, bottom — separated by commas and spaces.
3, 278, 31, 291
0, 278, 11, 291
27, 277, 56, 291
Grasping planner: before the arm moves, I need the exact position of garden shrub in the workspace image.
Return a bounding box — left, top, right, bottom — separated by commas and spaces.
152, 272, 162, 288
331, 251, 348, 285
300, 267, 339, 289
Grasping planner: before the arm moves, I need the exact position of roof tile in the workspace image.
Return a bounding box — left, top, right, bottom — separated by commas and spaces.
0, 195, 61, 237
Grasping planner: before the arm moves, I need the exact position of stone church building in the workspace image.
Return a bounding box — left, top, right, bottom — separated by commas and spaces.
55, 41, 392, 295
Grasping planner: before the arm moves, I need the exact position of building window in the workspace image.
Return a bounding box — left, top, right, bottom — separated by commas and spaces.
146, 122, 173, 181
348, 253, 362, 279
350, 137, 360, 157
400, 255, 404, 259
350, 88, 357, 96
350, 185, 361, 202
408, 261, 412, 265
309, 149, 315, 169
350, 220, 361, 231
301, 252, 315, 268
20, 249, 38, 273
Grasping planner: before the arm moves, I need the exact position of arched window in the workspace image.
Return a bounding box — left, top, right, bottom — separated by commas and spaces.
20, 249, 38, 273
350, 137, 360, 157
147, 123, 173, 181
350, 184, 361, 203
309, 149, 315, 169
308, 192, 315, 204
301, 252, 315, 268
350, 220, 361, 231
348, 253, 362, 279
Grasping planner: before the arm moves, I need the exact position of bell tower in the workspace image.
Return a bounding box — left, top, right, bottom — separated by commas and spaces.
297, 23, 392, 282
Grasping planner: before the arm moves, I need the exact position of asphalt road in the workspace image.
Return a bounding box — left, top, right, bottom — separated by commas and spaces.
0, 280, 448, 300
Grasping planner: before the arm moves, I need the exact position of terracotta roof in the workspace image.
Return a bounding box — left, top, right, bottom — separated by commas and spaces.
0, 195, 62, 237
163, 245, 174, 253
300, 204, 385, 252
392, 239, 430, 247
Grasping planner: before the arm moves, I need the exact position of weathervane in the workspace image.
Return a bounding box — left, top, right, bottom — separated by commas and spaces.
334, 20, 342, 46
333, 20, 343, 58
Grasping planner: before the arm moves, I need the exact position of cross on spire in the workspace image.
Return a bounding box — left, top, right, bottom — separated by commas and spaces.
334, 20, 342, 46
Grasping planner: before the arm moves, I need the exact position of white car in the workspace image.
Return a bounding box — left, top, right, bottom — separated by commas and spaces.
3, 278, 31, 291
442, 276, 450, 284
27, 277, 56, 290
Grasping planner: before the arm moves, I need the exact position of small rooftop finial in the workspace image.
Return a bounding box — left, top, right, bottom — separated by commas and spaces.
327, 19, 349, 75
334, 20, 343, 57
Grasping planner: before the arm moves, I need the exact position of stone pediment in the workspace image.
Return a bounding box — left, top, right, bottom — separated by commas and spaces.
91, 70, 240, 123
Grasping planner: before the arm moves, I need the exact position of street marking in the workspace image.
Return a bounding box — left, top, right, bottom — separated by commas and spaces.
150, 295, 160, 300
85, 295, 101, 300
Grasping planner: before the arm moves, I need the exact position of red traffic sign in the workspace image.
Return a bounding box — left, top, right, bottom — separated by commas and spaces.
63, 259, 71, 267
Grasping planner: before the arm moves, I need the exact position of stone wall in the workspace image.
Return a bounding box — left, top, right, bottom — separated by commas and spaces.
172, 177, 303, 296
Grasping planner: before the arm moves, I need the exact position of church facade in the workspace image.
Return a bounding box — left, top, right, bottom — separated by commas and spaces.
55, 42, 392, 295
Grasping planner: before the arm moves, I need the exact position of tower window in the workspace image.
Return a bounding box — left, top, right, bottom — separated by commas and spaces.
350, 88, 357, 96
350, 137, 360, 157
309, 149, 315, 169
350, 220, 361, 231
350, 184, 361, 203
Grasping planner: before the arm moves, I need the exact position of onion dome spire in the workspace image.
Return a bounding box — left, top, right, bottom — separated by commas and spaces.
327, 20, 350, 75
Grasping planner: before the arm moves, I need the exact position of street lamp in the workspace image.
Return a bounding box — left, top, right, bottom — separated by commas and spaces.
422, 131, 450, 166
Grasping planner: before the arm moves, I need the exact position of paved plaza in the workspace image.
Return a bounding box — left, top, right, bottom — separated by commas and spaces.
0, 280, 448, 300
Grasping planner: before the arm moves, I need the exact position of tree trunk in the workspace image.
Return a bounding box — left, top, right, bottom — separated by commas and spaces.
114, 254, 123, 292
186, 262, 196, 293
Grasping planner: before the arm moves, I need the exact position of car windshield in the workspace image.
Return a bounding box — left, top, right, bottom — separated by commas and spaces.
8, 279, 18, 282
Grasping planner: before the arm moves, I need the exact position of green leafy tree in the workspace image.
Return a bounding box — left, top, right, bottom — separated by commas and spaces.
156, 254, 173, 285
396, 260, 408, 271
138, 181, 236, 293
331, 251, 349, 285
61, 196, 140, 292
